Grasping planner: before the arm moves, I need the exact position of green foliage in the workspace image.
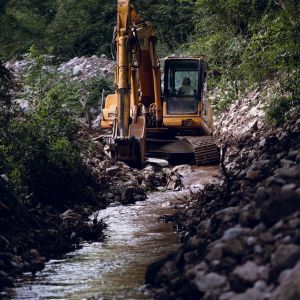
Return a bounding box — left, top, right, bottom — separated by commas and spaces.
0, 48, 102, 206
0, 0, 196, 60
0, 63, 13, 107
265, 96, 298, 126
83, 76, 114, 109
133, 0, 197, 56
1, 0, 299, 123
182, 0, 300, 121
46, 0, 115, 59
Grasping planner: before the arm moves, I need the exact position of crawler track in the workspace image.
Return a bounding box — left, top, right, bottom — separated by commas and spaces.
185, 136, 220, 165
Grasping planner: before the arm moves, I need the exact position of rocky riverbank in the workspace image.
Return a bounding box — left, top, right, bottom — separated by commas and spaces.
0, 122, 184, 298
1, 55, 186, 298
146, 90, 300, 299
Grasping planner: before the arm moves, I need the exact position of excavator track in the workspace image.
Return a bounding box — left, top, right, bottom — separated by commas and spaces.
184, 136, 220, 165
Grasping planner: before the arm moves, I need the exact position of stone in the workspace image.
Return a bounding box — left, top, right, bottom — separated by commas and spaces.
114, 195, 121, 202
270, 261, 300, 300
239, 207, 259, 227
194, 272, 228, 294
281, 183, 297, 193
220, 291, 237, 300
172, 164, 193, 176
223, 238, 245, 257
99, 160, 112, 170
231, 288, 265, 300
275, 164, 300, 179
133, 194, 145, 202
233, 261, 259, 283
121, 187, 138, 204
145, 158, 169, 167
106, 193, 114, 199
222, 227, 249, 241
259, 189, 300, 226
73, 65, 83, 76
60, 209, 81, 221
29, 249, 40, 259
271, 244, 300, 279
246, 170, 260, 181
0, 174, 9, 182
184, 237, 201, 252
205, 241, 223, 262
105, 166, 120, 176
215, 207, 239, 223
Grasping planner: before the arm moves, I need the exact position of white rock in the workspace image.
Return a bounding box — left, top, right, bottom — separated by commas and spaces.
73, 65, 83, 76
194, 272, 228, 293
145, 158, 169, 167
172, 164, 193, 176
233, 261, 260, 282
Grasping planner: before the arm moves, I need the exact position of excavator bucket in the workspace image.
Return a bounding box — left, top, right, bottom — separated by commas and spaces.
110, 115, 146, 167
110, 137, 145, 167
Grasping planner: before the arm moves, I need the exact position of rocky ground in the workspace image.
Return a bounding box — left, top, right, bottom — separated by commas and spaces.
5, 55, 114, 82
0, 127, 181, 298
1, 55, 184, 297
146, 90, 300, 299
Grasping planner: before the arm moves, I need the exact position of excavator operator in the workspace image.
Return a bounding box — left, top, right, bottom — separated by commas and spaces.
177, 77, 194, 96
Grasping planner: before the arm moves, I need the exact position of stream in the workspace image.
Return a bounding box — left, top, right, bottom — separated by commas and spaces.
11, 166, 218, 300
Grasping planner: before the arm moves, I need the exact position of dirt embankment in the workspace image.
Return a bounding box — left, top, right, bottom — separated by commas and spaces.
146, 90, 300, 299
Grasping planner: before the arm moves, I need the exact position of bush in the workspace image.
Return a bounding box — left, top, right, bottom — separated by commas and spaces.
0, 47, 102, 207
0, 63, 13, 108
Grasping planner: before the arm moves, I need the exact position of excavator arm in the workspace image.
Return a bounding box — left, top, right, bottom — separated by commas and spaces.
107, 0, 163, 167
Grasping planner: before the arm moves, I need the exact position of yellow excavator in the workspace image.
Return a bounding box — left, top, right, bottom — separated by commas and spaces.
101, 0, 219, 167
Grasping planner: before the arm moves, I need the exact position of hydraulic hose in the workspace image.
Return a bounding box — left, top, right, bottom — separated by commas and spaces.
126, 27, 142, 68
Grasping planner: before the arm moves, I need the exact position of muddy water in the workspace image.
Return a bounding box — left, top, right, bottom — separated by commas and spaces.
12, 166, 218, 300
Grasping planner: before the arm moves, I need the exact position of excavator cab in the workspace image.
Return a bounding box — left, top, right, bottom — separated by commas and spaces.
162, 57, 210, 133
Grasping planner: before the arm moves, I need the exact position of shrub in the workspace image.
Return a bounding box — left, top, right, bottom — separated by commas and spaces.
0, 47, 104, 207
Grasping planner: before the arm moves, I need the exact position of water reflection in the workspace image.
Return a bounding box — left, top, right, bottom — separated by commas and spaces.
12, 166, 218, 299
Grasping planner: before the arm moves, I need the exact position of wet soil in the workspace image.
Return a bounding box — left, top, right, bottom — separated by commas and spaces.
10, 166, 219, 300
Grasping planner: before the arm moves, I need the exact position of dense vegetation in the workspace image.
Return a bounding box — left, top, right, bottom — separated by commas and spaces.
1, 0, 299, 122
0, 48, 112, 207
0, 0, 299, 203
0, 0, 195, 60
184, 0, 300, 122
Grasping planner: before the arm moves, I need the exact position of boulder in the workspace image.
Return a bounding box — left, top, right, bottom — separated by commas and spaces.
215, 207, 239, 223
194, 272, 228, 296
223, 238, 245, 257
270, 261, 300, 300
172, 164, 193, 176
270, 244, 300, 279
105, 166, 120, 176
231, 288, 265, 300
222, 227, 249, 242
205, 240, 223, 262
145, 158, 169, 167
233, 261, 265, 283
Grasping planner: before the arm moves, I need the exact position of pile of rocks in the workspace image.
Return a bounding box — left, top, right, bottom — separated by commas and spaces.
5, 55, 114, 115
57, 55, 114, 81
5, 55, 114, 82
84, 136, 183, 206
146, 90, 300, 299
